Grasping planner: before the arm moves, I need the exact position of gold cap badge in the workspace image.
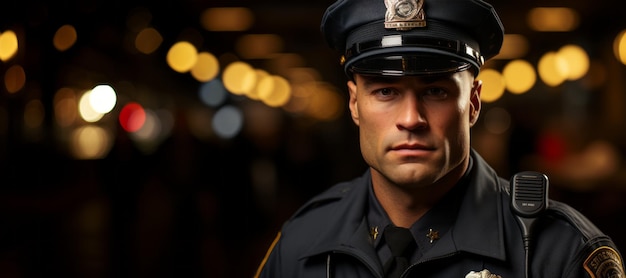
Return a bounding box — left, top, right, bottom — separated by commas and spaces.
384, 0, 426, 30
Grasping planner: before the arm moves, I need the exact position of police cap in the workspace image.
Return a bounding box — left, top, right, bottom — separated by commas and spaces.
320, 0, 504, 77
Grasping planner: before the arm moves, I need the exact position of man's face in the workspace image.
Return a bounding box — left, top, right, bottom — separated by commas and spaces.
347, 70, 481, 189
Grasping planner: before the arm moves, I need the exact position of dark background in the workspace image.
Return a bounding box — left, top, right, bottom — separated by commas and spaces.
1, 0, 626, 277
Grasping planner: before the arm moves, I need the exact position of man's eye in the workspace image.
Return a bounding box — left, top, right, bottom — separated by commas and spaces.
424, 88, 448, 99
375, 88, 395, 96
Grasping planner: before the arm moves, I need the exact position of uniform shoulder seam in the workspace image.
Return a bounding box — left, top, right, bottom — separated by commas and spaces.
546, 200, 603, 240
290, 180, 357, 219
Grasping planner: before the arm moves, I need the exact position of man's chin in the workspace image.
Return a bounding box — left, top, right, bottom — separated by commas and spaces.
383, 165, 437, 187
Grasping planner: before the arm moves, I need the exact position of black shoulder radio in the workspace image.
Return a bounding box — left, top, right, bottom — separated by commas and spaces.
510, 171, 549, 278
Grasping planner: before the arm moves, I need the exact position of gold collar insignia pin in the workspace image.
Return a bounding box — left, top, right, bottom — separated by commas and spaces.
384, 0, 426, 30
426, 228, 439, 243
370, 226, 379, 240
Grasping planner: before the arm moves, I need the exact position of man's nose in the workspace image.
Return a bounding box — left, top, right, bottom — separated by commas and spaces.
396, 94, 427, 131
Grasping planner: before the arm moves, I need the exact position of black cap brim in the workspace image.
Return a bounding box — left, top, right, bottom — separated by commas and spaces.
347, 50, 472, 77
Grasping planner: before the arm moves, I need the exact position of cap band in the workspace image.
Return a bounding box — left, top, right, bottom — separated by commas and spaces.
344, 35, 484, 68
349, 54, 472, 76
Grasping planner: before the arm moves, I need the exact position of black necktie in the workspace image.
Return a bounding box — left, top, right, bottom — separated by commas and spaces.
383, 226, 416, 278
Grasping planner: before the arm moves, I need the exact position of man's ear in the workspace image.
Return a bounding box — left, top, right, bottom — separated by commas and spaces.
347, 80, 360, 126
469, 79, 482, 127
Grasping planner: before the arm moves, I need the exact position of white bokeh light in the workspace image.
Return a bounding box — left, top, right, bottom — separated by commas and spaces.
79, 91, 104, 122
89, 84, 117, 114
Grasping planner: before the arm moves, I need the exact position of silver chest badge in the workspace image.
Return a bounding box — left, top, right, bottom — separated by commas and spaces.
465, 269, 502, 278
384, 0, 426, 30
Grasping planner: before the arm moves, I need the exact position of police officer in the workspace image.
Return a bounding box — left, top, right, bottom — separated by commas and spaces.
255, 0, 626, 277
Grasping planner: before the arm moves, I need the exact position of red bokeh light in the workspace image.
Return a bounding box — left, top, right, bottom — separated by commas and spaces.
119, 102, 146, 132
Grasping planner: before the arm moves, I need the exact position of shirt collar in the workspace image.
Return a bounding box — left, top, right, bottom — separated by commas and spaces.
366, 180, 391, 248
366, 157, 474, 257
424, 151, 507, 260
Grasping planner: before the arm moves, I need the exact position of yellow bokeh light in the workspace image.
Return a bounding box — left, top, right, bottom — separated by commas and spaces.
190, 51, 220, 82
0, 30, 19, 61
135, 27, 163, 54
613, 30, 626, 65
305, 82, 343, 121
257, 75, 291, 107
71, 125, 112, 159
166, 41, 198, 73
200, 8, 254, 32
527, 7, 579, 32
538, 51, 568, 87
266, 53, 306, 77
496, 34, 529, 60
247, 69, 270, 100
4, 64, 26, 93
558, 44, 589, 80
283, 85, 311, 114
53, 24, 77, 52
477, 69, 506, 103
54, 88, 78, 127
502, 60, 536, 94
222, 61, 257, 95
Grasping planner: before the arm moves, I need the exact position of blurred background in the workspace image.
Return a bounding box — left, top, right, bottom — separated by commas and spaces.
1, 0, 626, 277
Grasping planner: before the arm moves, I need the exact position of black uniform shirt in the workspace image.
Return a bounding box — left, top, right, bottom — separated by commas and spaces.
257, 150, 625, 277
